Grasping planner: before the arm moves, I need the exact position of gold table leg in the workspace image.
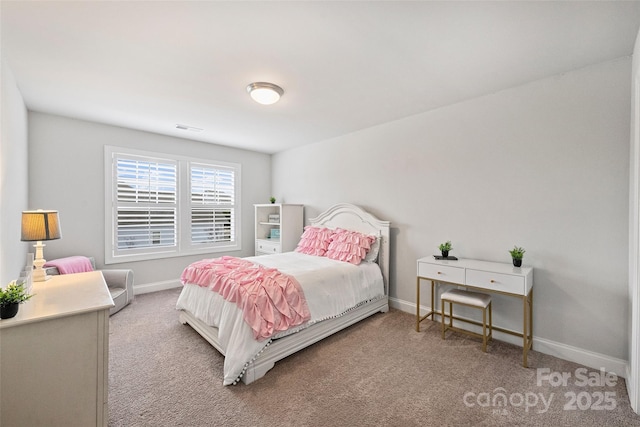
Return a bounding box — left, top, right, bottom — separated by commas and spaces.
522, 289, 534, 368
431, 280, 435, 322
416, 277, 437, 332
416, 277, 421, 332
522, 294, 528, 367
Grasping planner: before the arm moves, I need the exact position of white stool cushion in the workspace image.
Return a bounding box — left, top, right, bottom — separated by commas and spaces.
442, 289, 491, 308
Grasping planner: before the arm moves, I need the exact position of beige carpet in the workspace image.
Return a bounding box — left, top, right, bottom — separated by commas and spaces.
109, 288, 640, 426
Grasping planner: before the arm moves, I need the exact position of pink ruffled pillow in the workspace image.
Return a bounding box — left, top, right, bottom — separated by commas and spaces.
325, 228, 376, 265
295, 226, 334, 256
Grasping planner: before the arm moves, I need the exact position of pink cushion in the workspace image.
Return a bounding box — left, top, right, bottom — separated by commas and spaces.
43, 256, 94, 274
325, 228, 376, 265
295, 226, 334, 256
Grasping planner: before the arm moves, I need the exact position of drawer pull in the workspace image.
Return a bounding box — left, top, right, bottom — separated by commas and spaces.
490, 279, 496, 283
437, 271, 442, 275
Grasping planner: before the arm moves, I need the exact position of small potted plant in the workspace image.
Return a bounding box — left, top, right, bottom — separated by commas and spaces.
0, 281, 34, 319
439, 241, 453, 258
509, 246, 526, 267
269, 197, 276, 204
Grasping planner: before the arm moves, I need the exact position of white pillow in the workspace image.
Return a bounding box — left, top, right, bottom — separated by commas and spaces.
363, 236, 381, 263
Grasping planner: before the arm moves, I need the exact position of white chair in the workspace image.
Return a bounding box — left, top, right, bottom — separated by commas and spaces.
441, 289, 492, 352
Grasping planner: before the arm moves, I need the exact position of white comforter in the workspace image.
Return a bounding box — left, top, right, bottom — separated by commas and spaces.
176, 252, 384, 385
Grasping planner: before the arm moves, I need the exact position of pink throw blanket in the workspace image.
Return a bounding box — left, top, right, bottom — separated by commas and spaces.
44, 256, 94, 274
180, 256, 311, 341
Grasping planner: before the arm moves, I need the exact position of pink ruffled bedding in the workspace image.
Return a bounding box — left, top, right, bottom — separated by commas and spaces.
325, 228, 376, 265
295, 226, 378, 265
295, 226, 334, 256
180, 256, 311, 341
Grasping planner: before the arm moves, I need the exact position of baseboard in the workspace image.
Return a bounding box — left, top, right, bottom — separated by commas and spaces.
534, 336, 628, 379
133, 279, 181, 295
390, 297, 630, 379
628, 365, 637, 412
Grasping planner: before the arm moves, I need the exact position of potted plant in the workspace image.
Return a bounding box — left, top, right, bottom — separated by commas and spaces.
438, 241, 453, 258
269, 197, 276, 204
0, 281, 34, 319
509, 246, 526, 267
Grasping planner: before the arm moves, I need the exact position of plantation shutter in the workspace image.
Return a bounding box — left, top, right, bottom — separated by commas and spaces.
190, 163, 235, 244
115, 156, 177, 252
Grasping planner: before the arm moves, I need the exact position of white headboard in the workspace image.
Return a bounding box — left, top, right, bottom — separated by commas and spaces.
309, 203, 391, 295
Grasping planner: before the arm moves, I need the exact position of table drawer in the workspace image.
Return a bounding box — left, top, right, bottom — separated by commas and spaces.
418, 262, 464, 285
466, 269, 526, 295
256, 240, 280, 254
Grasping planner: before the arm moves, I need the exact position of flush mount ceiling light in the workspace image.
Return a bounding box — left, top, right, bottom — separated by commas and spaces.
175, 124, 203, 133
247, 82, 284, 105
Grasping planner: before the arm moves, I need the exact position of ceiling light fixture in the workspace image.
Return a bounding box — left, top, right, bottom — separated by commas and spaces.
247, 82, 284, 105
176, 124, 203, 132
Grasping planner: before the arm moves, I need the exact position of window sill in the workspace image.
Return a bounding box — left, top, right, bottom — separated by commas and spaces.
105, 244, 242, 265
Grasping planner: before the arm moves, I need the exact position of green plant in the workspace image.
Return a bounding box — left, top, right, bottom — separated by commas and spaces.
438, 241, 452, 252
509, 246, 526, 260
0, 281, 34, 307
269, 197, 276, 203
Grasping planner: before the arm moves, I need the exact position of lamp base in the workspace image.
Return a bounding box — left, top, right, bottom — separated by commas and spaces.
32, 241, 51, 282
32, 267, 51, 282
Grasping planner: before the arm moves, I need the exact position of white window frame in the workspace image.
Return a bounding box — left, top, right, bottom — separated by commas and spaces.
104, 146, 242, 264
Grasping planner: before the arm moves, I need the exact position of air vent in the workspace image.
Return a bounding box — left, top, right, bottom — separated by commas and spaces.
176, 124, 203, 132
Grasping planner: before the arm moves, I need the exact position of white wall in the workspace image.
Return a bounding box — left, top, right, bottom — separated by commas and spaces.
0, 60, 29, 285
273, 58, 631, 369
28, 113, 271, 288
627, 27, 640, 413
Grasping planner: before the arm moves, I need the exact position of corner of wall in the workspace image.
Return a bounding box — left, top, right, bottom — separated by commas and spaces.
626, 27, 640, 415
0, 60, 29, 285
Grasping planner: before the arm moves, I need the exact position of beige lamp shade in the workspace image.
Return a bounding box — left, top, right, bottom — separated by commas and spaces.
21, 210, 62, 241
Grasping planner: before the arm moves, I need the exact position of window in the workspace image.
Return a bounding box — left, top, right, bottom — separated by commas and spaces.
190, 163, 236, 245
105, 146, 241, 263
115, 156, 177, 253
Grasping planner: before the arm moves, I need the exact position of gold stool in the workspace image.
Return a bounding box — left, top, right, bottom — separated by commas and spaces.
441, 289, 492, 352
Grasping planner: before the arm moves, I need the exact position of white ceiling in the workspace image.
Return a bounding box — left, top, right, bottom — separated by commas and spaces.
3, 1, 640, 154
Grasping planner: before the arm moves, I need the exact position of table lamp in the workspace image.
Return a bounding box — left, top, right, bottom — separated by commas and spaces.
21, 210, 61, 281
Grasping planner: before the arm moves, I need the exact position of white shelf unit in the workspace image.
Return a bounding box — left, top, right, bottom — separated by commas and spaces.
254, 204, 303, 256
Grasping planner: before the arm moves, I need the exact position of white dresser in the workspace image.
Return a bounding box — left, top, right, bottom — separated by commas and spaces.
0, 271, 114, 426
254, 203, 303, 255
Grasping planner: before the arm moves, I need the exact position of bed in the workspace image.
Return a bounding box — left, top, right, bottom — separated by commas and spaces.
176, 203, 390, 385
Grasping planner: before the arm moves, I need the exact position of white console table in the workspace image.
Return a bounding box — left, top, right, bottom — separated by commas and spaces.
0, 271, 114, 426
416, 257, 534, 367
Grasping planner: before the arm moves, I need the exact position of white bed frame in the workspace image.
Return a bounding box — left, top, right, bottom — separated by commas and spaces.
178, 203, 391, 384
